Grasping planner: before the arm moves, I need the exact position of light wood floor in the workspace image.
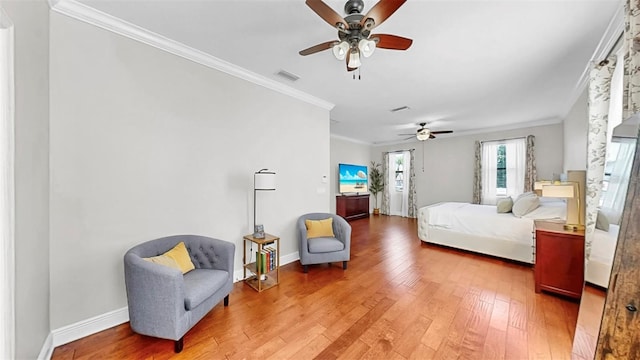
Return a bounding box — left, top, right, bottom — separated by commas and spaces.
52, 215, 581, 359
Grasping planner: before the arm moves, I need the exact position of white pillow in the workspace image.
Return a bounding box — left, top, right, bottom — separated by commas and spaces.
496, 197, 513, 213
512, 194, 540, 217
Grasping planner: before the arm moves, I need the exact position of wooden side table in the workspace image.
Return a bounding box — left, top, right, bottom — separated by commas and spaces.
242, 233, 280, 292
534, 220, 585, 299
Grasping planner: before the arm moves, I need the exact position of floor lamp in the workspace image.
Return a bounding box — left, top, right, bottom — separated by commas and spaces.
254, 169, 276, 239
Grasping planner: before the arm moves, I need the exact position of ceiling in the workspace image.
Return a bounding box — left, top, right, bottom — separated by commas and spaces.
73, 0, 621, 145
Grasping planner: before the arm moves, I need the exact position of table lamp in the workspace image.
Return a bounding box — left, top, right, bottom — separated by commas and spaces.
541, 182, 584, 231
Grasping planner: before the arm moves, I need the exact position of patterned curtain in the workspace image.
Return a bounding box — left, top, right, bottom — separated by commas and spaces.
586, 57, 617, 259
472, 140, 482, 204
524, 135, 537, 191
622, 0, 640, 120
381, 152, 390, 215
407, 149, 418, 218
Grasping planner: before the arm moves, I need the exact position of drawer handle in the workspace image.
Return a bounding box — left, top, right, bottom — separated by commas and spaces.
626, 304, 637, 312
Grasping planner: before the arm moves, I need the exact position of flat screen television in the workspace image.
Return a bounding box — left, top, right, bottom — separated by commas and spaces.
338, 163, 368, 194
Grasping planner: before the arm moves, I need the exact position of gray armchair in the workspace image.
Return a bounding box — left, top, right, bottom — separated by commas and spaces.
124, 235, 235, 352
297, 213, 352, 273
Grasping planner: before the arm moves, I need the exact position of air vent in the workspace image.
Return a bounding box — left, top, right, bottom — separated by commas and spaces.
390, 106, 410, 113
275, 70, 300, 82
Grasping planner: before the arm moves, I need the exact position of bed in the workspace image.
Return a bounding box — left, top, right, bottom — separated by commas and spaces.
586, 224, 619, 288
417, 200, 566, 264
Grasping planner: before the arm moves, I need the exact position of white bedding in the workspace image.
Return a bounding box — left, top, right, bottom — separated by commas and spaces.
586, 224, 619, 288
422, 201, 565, 245
418, 200, 566, 264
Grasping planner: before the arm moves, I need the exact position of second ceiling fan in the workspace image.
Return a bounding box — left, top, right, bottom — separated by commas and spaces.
299, 0, 413, 71
400, 123, 454, 141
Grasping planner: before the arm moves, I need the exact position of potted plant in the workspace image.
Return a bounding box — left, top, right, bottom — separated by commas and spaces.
369, 161, 384, 215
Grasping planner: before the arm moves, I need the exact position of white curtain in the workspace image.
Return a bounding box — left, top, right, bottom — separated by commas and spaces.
400, 151, 410, 217
505, 139, 525, 197
0, 8, 14, 360
481, 143, 498, 205
601, 138, 636, 224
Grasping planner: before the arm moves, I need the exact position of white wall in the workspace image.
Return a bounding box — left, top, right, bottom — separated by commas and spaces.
1, 0, 51, 358
49, 13, 330, 329
372, 124, 564, 208
329, 136, 372, 212
563, 87, 588, 171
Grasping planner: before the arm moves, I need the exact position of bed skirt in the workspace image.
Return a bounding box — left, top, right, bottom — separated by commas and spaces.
418, 227, 535, 264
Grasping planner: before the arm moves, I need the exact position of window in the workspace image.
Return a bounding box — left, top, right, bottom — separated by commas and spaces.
599, 137, 635, 224
394, 154, 404, 191
481, 138, 526, 205
496, 144, 506, 195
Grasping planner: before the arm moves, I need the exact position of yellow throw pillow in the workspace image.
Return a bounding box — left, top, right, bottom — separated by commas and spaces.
305, 218, 335, 239
144, 241, 195, 274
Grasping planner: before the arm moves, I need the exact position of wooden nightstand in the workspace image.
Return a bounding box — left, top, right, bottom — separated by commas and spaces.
534, 220, 585, 299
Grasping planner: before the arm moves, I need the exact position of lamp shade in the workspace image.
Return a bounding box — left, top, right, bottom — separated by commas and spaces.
347, 49, 361, 68
254, 170, 276, 190
534, 180, 552, 190
332, 41, 349, 61
416, 128, 430, 141
358, 38, 376, 57
542, 183, 575, 198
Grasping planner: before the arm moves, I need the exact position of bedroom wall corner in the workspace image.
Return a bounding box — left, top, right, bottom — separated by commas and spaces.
1, 1, 52, 358
563, 87, 589, 172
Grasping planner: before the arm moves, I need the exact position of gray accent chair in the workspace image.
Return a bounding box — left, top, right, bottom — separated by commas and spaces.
297, 213, 352, 273
124, 235, 235, 352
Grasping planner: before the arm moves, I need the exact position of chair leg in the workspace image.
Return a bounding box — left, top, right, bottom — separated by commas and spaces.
174, 337, 184, 353
343, 261, 348, 270
224, 295, 229, 307
303, 265, 308, 273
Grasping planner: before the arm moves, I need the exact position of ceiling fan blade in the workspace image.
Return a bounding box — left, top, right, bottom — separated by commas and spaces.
359, 0, 407, 29
429, 134, 436, 139
398, 133, 416, 136
306, 0, 349, 30
372, 34, 413, 50
299, 41, 337, 56
430, 130, 453, 135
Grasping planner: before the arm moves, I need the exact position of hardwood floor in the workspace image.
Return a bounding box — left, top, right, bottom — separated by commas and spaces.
52, 215, 580, 359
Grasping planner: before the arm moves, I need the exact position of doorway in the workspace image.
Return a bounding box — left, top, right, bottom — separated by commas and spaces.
387, 151, 410, 217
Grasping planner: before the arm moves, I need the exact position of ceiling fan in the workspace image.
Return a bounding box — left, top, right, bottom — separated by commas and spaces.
399, 123, 454, 141
299, 0, 413, 72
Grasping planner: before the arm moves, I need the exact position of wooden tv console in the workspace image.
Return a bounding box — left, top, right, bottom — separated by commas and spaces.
336, 194, 369, 221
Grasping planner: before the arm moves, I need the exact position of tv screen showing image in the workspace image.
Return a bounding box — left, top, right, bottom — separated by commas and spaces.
338, 163, 368, 194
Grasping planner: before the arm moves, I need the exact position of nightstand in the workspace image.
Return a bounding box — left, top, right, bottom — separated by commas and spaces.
534, 220, 585, 299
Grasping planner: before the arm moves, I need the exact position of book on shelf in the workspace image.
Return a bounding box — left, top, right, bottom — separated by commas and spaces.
256, 247, 277, 274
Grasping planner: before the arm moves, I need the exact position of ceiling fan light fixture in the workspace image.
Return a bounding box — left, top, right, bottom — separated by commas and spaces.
347, 49, 361, 68
416, 128, 431, 141
332, 41, 349, 60
358, 38, 376, 57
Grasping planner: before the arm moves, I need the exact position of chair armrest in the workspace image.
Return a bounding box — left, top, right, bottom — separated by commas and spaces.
297, 217, 310, 253
124, 253, 187, 337
333, 215, 352, 248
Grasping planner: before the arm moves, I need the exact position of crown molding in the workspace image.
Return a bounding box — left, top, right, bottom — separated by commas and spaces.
566, 1, 624, 115
48, 0, 334, 111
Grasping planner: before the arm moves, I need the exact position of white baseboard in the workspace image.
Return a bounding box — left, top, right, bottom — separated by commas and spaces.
37, 332, 53, 360
41, 252, 300, 358
52, 307, 130, 348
